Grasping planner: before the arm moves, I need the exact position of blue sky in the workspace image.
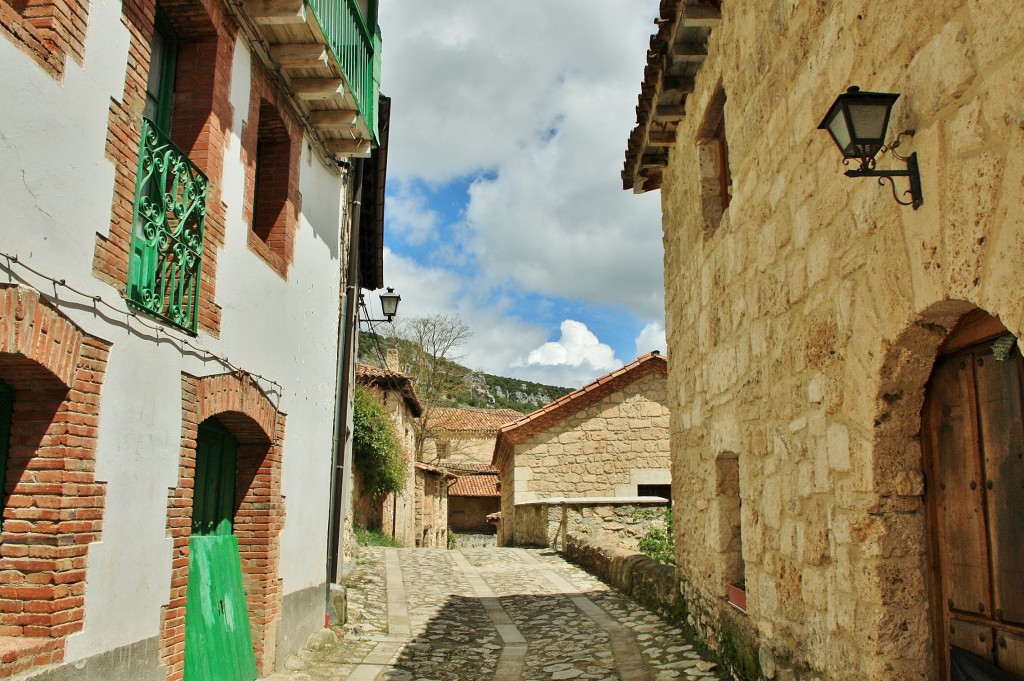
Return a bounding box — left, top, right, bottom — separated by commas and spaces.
375, 1, 665, 388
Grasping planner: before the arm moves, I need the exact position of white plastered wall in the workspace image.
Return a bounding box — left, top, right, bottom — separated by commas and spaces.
0, 17, 343, 662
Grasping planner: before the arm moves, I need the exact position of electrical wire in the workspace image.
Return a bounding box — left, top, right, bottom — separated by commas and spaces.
0, 250, 285, 432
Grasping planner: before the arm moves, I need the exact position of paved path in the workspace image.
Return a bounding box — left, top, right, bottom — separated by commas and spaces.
263, 547, 722, 681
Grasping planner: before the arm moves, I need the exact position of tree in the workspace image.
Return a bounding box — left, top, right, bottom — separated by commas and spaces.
389, 314, 472, 459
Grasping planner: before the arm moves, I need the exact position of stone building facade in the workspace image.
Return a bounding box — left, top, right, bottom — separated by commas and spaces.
492, 353, 671, 546
353, 364, 421, 548
414, 462, 452, 548
623, 2, 1024, 680
421, 407, 522, 465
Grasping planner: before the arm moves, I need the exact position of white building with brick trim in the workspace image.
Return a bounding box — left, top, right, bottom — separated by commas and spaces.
0, 0, 387, 677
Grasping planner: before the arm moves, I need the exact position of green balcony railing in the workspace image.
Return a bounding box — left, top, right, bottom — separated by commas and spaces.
127, 117, 208, 333
306, 0, 380, 144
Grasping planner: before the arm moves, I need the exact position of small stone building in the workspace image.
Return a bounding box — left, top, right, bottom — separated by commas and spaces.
492, 352, 670, 546
354, 363, 421, 547
414, 462, 453, 548
422, 406, 523, 464
622, 2, 1024, 680
445, 464, 501, 534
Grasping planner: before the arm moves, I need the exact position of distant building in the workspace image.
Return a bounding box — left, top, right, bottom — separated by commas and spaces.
422, 406, 523, 464
445, 463, 501, 534
354, 363, 421, 548
414, 462, 453, 548
492, 353, 670, 546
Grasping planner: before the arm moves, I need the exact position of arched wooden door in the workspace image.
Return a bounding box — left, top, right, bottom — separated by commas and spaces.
923, 313, 1024, 680
184, 418, 257, 681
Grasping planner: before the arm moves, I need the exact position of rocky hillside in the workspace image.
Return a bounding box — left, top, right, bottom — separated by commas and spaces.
358, 331, 571, 413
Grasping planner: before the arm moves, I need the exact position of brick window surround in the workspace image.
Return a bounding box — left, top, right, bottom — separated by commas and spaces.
0, 285, 109, 679
160, 372, 285, 680
95, 0, 236, 337
0, 0, 89, 78
242, 57, 302, 279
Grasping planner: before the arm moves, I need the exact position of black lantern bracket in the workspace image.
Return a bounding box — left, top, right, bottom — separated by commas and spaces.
843, 130, 923, 210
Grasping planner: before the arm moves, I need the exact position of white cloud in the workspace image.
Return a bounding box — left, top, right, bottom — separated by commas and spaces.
634, 321, 667, 358
378, 0, 666, 321
512, 320, 623, 388
385, 182, 440, 246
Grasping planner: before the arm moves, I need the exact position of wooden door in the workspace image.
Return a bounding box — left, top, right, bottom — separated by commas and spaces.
924, 325, 1024, 679
184, 419, 257, 681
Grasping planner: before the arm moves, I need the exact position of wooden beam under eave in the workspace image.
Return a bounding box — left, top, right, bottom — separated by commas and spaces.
270, 43, 329, 69
291, 78, 345, 100
655, 104, 686, 122
672, 41, 707, 63
326, 138, 372, 158
662, 75, 696, 95
648, 131, 677, 146
244, 0, 305, 24
310, 110, 359, 128
640, 152, 668, 169
682, 4, 722, 27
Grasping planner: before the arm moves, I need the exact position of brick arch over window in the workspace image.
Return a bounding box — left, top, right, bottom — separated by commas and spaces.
0, 285, 109, 677
865, 299, 992, 676
160, 372, 285, 680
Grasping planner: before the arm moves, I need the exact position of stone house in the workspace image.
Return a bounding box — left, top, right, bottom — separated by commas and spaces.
622, 2, 1024, 680
353, 363, 421, 548
492, 352, 671, 546
422, 406, 523, 464
0, 0, 385, 675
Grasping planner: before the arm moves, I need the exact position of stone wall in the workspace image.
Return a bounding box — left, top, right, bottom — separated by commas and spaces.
449, 496, 499, 533
652, 2, 1024, 680
511, 498, 669, 551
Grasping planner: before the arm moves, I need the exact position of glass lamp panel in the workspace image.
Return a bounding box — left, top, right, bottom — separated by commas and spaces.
847, 102, 890, 143
825, 108, 852, 156
380, 290, 400, 317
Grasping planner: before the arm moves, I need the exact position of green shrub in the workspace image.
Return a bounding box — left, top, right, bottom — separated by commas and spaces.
638, 507, 675, 565
352, 385, 407, 498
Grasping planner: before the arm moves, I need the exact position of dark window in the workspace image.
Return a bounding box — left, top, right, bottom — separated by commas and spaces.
638, 484, 671, 502
252, 101, 292, 249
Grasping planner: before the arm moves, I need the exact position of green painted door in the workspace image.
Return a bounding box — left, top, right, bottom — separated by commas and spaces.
184, 419, 257, 681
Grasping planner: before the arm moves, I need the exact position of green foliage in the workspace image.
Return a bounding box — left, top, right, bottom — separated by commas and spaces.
352, 385, 406, 498
447, 529, 457, 550
638, 507, 675, 565
353, 524, 403, 548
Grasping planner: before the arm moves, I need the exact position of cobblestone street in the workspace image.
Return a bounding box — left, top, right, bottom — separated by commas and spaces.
263, 547, 722, 681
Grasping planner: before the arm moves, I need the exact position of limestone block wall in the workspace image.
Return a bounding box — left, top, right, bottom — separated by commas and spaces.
512, 499, 669, 551
449, 496, 499, 533
656, 3, 1024, 680
423, 433, 497, 465
515, 373, 670, 502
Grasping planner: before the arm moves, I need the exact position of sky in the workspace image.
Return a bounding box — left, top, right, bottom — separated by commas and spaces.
374, 1, 665, 389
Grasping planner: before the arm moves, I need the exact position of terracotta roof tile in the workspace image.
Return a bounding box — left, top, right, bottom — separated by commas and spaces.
492, 352, 668, 469
428, 407, 523, 433
442, 461, 498, 474
448, 474, 500, 497
415, 461, 456, 478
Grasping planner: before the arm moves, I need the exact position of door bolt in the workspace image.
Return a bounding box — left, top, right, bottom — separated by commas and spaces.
970, 480, 977, 490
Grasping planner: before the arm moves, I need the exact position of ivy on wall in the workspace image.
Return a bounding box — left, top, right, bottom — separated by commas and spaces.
353, 385, 407, 498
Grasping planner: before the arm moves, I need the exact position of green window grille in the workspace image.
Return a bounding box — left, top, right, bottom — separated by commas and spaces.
127, 12, 208, 333
0, 380, 13, 527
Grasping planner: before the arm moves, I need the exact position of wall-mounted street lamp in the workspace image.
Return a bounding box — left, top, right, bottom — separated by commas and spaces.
359, 287, 401, 323
818, 86, 923, 209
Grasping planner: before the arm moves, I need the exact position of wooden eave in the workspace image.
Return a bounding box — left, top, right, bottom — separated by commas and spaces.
239, 0, 375, 160
622, 0, 721, 193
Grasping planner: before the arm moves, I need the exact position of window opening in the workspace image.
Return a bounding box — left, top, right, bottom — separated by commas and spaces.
637, 483, 672, 503
0, 379, 13, 527
252, 100, 291, 246
697, 87, 731, 234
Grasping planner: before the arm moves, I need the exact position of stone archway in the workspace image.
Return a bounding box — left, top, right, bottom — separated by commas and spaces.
867, 300, 1012, 680
160, 372, 285, 681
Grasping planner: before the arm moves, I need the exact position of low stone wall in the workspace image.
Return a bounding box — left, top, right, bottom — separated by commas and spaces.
512, 497, 668, 550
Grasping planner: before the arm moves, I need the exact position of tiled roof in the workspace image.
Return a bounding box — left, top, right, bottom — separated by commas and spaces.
448, 474, 500, 497
622, 1, 720, 193
492, 352, 668, 470
428, 407, 523, 433
415, 461, 456, 478
356, 363, 422, 416
442, 461, 498, 475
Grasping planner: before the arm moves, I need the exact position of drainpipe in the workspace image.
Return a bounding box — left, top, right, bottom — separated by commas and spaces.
326, 158, 364, 622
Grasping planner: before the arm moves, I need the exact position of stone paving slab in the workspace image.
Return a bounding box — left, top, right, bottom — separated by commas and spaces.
261, 547, 722, 681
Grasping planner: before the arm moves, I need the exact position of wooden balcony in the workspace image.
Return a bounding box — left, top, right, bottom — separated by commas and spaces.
243, 0, 378, 158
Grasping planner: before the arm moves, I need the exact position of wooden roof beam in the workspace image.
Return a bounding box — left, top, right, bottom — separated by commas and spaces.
326, 138, 372, 158
647, 131, 677, 146
292, 78, 345, 100
662, 75, 696, 96
682, 4, 722, 27
672, 41, 707, 63
244, 0, 305, 24
309, 110, 359, 129
655, 104, 686, 122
